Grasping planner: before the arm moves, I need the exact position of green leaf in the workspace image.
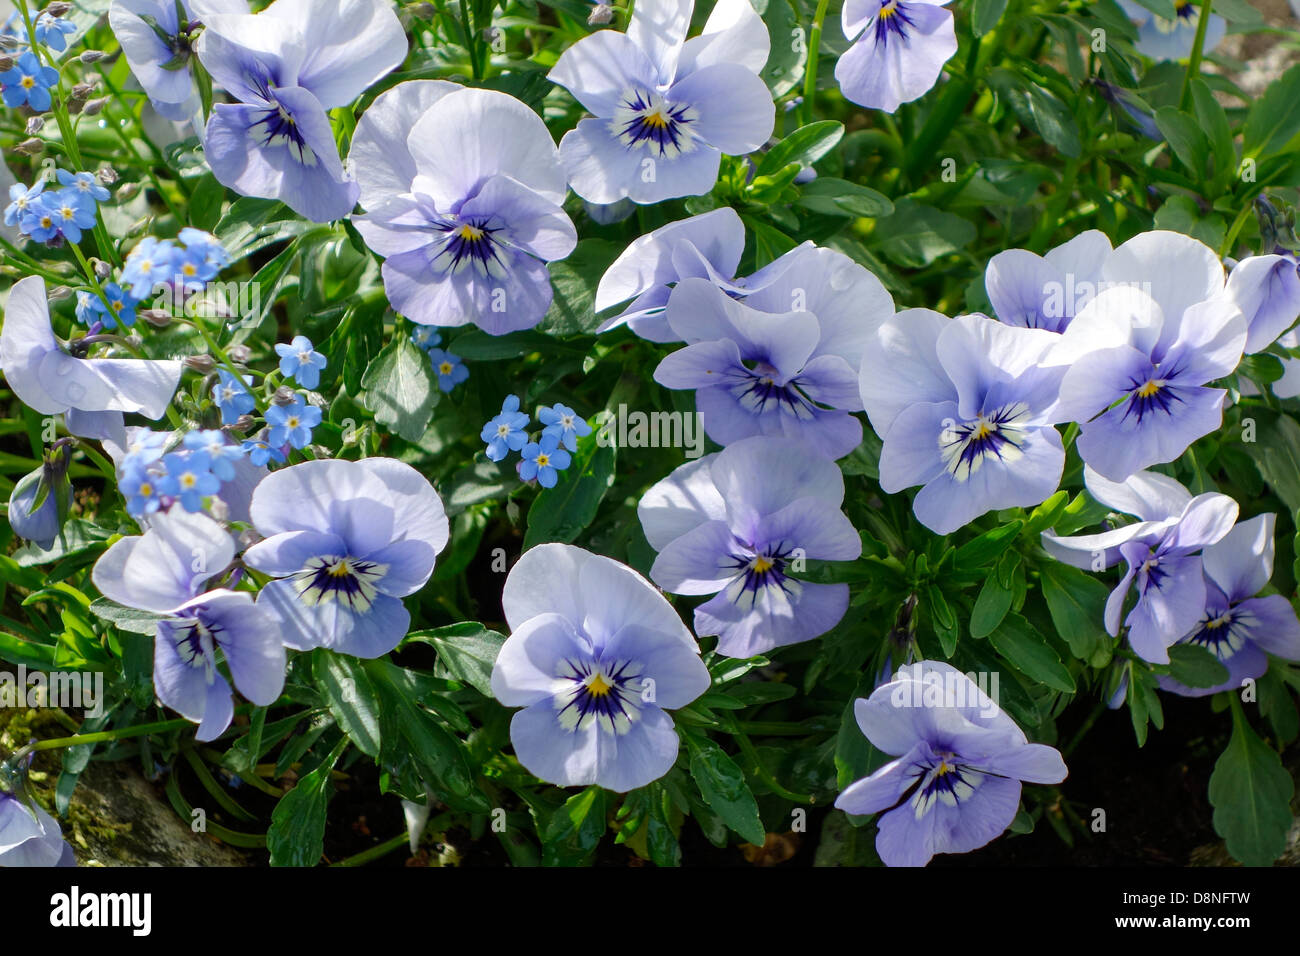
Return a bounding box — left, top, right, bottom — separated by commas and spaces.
88, 598, 162, 636
541, 786, 607, 866
214, 197, 309, 263
189, 174, 226, 231
1039, 562, 1111, 660
1165, 644, 1230, 689
760, 0, 806, 97
834, 673, 886, 789
869, 198, 975, 268
756, 121, 844, 177
406, 622, 507, 697
926, 585, 959, 656
1247, 413, 1300, 514
368, 660, 478, 803
796, 177, 894, 218
988, 70, 1081, 157
1209, 706, 1295, 866
970, 577, 1013, 639
1188, 79, 1234, 185
686, 735, 766, 845
988, 613, 1076, 692
268, 753, 336, 867
313, 650, 382, 757
361, 332, 440, 442
522, 429, 616, 548
972, 0, 1009, 35
954, 520, 1023, 570
1244, 63, 1300, 160
539, 239, 624, 335
1155, 106, 1209, 177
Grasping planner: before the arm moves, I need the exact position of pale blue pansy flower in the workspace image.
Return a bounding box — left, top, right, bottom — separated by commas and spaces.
490, 543, 711, 792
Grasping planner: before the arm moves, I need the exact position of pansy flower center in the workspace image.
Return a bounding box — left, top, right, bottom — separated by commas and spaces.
431, 216, 508, 279
554, 657, 644, 735
1187, 606, 1253, 661
250, 100, 318, 167
723, 542, 802, 610
611, 89, 700, 160
167, 616, 221, 684
293, 555, 389, 612
874, 0, 916, 43
909, 749, 982, 819
939, 403, 1030, 482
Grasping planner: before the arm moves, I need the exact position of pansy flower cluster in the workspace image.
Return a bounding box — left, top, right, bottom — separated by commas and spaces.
3, 0, 1300, 876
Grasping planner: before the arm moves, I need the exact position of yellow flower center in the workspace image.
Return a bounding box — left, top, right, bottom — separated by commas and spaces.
536, 453, 550, 467
456, 223, 484, 241
750, 555, 774, 573
1136, 380, 1162, 398
439, 361, 453, 375
587, 673, 614, 697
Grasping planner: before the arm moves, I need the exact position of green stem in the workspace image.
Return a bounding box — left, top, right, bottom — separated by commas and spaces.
28, 717, 196, 752
331, 831, 410, 867
1061, 696, 1107, 758
723, 715, 815, 804
1219, 200, 1255, 258
801, 0, 832, 127
1178, 0, 1215, 110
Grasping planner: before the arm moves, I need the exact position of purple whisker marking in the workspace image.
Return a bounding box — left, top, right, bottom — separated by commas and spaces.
730, 362, 820, 420
430, 217, 509, 276
612, 89, 699, 159
171, 616, 222, 669
1187, 609, 1249, 660
249, 101, 317, 167
555, 657, 643, 731
293, 555, 385, 612
939, 403, 1030, 481
725, 540, 799, 600
873, 0, 917, 44
1120, 369, 1186, 425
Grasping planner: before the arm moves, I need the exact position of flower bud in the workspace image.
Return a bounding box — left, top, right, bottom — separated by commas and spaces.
14, 138, 44, 156
46, 2, 73, 16
79, 50, 107, 64
272, 386, 299, 406
0, 55, 14, 73
24, 115, 43, 135
47, 285, 71, 301
226, 344, 252, 364
82, 97, 109, 116
142, 308, 176, 328
96, 165, 119, 185
587, 2, 613, 25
